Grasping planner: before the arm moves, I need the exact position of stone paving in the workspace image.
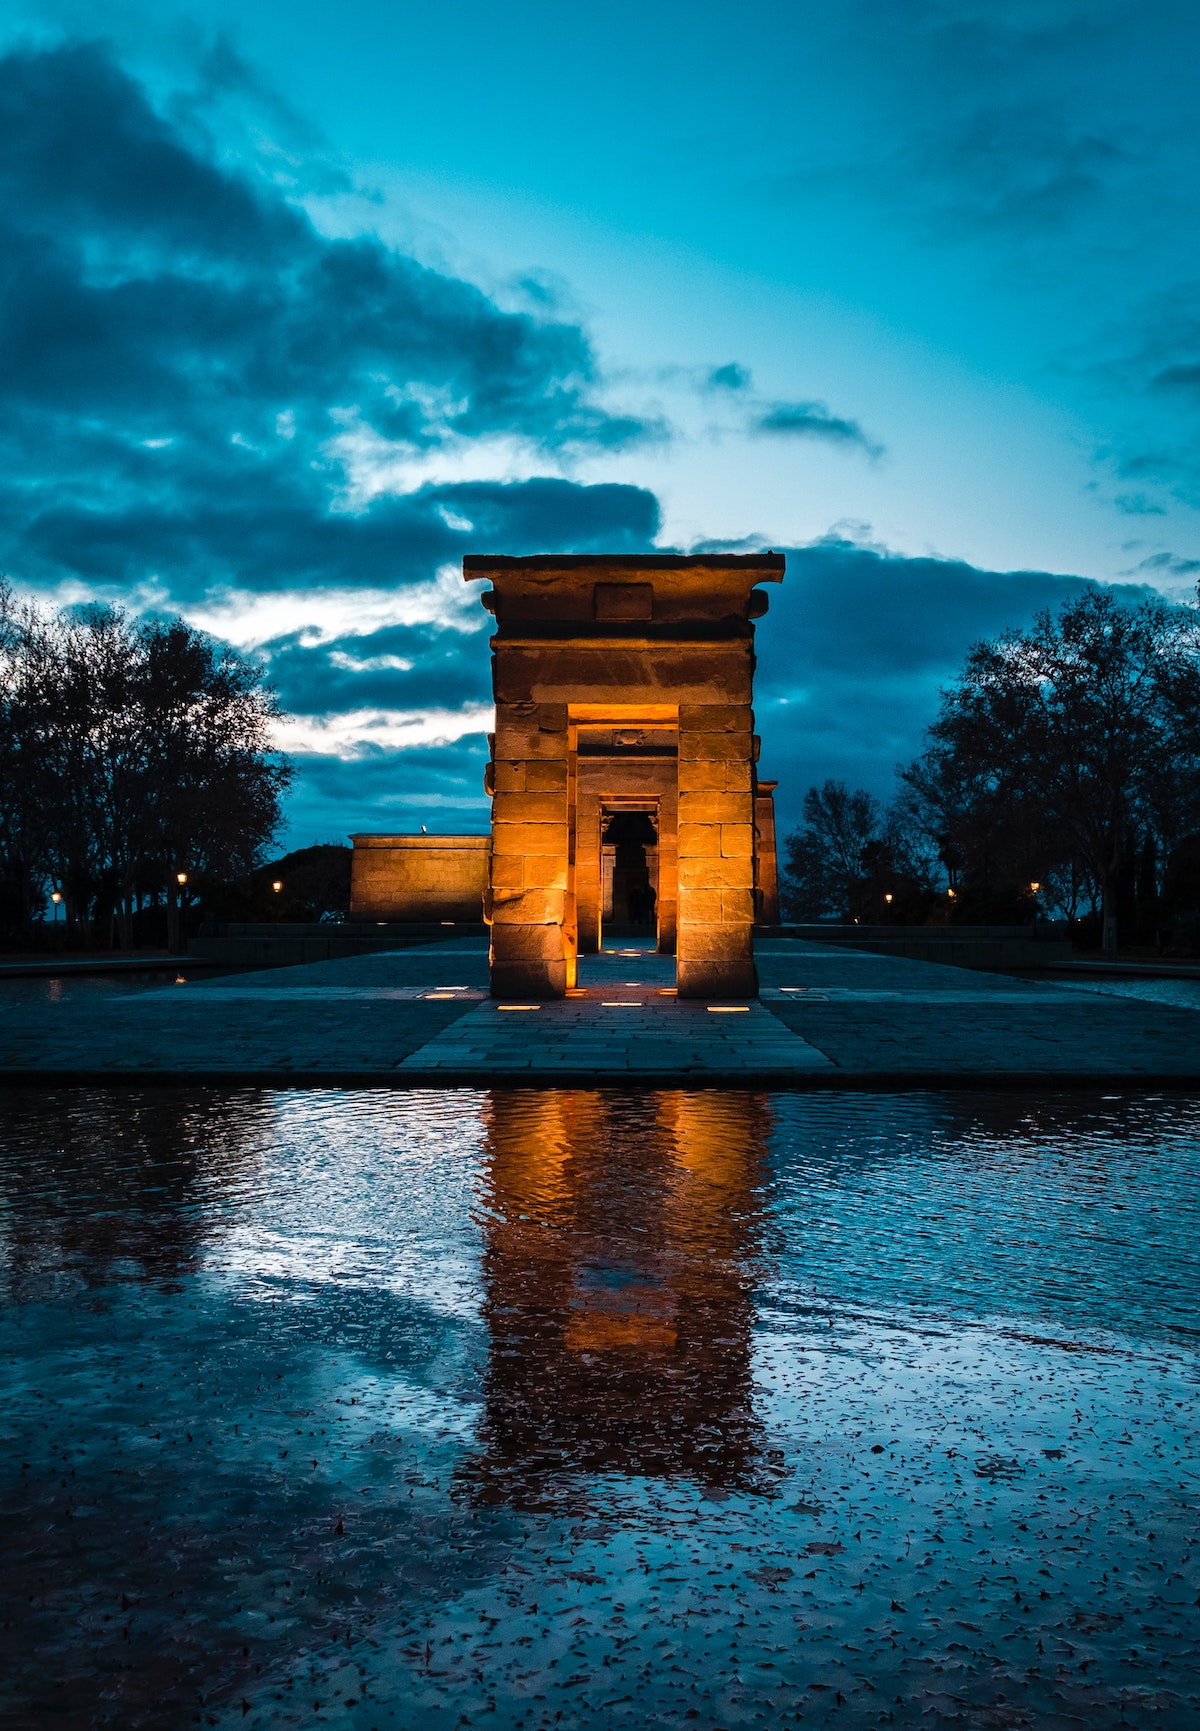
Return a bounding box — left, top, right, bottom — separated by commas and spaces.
757, 940, 1200, 1078
3, 933, 1200, 1083
398, 947, 831, 1077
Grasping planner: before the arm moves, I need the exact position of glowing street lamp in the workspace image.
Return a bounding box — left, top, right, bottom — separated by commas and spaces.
884, 892, 893, 904
272, 880, 283, 893
176, 871, 188, 887
1029, 880, 1040, 894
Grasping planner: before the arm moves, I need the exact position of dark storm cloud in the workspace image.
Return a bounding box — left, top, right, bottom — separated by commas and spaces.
259, 621, 492, 718
288, 742, 491, 843
752, 402, 882, 458
16, 476, 660, 596
0, 40, 660, 603
752, 538, 1157, 832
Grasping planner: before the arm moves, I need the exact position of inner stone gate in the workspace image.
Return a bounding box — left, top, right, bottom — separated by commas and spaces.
464, 552, 784, 1000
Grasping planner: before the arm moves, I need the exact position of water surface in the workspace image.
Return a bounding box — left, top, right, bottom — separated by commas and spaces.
2, 1087, 1197, 1729
0, 968, 233, 1005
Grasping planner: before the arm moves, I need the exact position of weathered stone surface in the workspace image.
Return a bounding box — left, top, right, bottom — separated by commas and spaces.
491, 822, 570, 857
525, 760, 569, 792
755, 779, 780, 924
678, 730, 755, 762
490, 791, 568, 825
678, 822, 723, 855
349, 833, 490, 922
678, 703, 754, 732
677, 790, 753, 824
490, 888, 565, 925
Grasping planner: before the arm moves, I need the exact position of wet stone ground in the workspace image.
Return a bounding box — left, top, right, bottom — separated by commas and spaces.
2, 1087, 1198, 1730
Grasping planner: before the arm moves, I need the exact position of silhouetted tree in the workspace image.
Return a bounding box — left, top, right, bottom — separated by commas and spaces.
0, 582, 291, 946
902, 590, 1200, 951
781, 779, 936, 922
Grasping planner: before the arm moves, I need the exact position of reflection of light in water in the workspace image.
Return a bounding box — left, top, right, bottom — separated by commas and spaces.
465, 1090, 772, 1502
4, 1087, 1200, 1726
202, 1090, 488, 1323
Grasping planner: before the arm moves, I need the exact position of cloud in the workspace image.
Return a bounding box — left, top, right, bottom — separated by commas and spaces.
752, 536, 1158, 834
897, 104, 1132, 237
1123, 551, 1200, 578
824, 0, 1142, 240
1086, 284, 1200, 502
752, 401, 883, 458
0, 40, 661, 609
257, 618, 493, 717
275, 704, 493, 759
705, 363, 752, 392
287, 740, 492, 843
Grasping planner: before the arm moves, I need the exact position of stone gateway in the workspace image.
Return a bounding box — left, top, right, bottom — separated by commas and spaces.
466, 552, 783, 1000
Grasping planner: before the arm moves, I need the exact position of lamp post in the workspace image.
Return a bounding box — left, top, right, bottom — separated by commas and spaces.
51, 890, 62, 951
169, 870, 188, 955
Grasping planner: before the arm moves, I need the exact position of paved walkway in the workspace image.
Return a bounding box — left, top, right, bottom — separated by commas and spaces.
398, 948, 831, 1078
2, 935, 1200, 1085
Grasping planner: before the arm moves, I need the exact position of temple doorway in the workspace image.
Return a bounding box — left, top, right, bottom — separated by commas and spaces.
601, 809, 658, 941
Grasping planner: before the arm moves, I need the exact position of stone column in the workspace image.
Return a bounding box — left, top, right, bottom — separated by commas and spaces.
488, 701, 571, 997
676, 702, 757, 998
753, 779, 780, 925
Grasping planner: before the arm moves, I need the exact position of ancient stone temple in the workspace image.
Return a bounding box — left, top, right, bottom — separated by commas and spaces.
464, 552, 784, 999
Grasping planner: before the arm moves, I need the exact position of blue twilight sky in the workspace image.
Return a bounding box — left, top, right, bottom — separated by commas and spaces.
3, 0, 1199, 843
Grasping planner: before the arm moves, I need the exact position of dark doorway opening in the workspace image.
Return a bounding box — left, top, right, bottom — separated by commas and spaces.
602, 811, 658, 936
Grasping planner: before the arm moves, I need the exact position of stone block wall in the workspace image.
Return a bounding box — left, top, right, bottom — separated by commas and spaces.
349, 834, 490, 923
676, 702, 758, 997
488, 705, 572, 997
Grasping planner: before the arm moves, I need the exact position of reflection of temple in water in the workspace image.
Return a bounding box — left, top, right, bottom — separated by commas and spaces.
464, 1090, 772, 1503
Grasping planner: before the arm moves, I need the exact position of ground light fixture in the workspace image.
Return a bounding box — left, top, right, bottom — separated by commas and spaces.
708, 1005, 750, 1012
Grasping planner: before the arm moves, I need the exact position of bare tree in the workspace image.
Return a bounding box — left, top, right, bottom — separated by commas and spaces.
904, 589, 1200, 951
0, 587, 292, 948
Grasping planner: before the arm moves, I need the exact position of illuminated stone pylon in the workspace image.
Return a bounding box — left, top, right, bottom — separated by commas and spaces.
464, 553, 784, 999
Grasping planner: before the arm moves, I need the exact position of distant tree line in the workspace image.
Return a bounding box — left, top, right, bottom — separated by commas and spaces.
0, 582, 292, 948
782, 590, 1200, 955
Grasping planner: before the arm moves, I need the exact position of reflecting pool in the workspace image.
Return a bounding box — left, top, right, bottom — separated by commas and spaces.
2, 1088, 1198, 1728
